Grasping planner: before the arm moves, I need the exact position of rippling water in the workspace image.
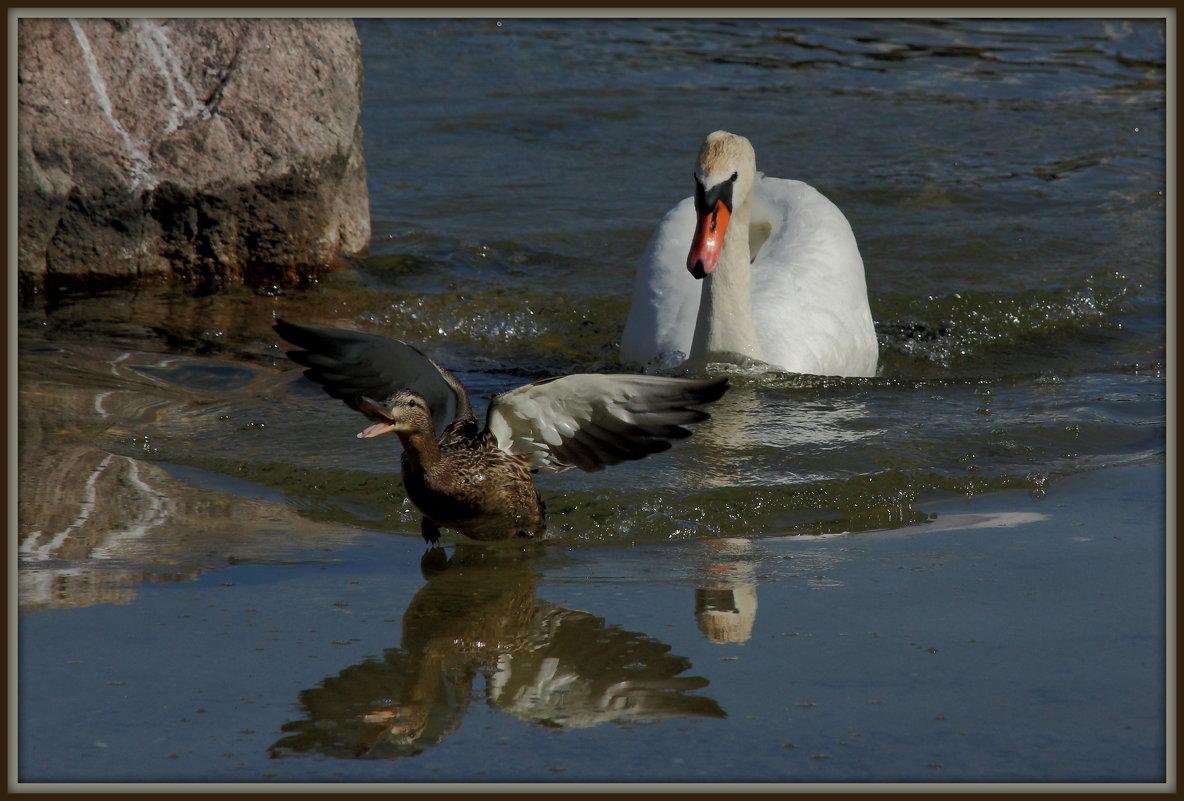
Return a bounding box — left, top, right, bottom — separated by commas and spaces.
16, 9, 1165, 596
300, 17, 1164, 539
17, 16, 1167, 784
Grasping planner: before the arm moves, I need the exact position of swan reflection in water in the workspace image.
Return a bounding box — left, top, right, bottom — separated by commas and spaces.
271, 544, 724, 759
693, 538, 760, 644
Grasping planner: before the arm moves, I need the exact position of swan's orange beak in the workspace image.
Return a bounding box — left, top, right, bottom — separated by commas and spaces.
687, 200, 731, 279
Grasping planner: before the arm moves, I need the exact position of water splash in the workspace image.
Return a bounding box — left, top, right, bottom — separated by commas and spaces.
875, 274, 1132, 373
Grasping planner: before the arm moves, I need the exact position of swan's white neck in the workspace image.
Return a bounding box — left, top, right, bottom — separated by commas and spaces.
691, 193, 763, 362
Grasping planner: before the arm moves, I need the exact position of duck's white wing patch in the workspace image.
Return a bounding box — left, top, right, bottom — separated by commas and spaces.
486, 374, 728, 474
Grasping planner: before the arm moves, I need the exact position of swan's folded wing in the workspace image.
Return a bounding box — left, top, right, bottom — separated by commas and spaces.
273, 318, 471, 437
620, 196, 702, 367
486, 374, 728, 474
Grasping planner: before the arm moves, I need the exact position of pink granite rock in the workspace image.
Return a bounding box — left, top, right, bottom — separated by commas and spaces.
17, 18, 370, 294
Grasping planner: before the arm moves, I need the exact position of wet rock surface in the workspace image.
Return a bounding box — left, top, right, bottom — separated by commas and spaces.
17, 18, 370, 295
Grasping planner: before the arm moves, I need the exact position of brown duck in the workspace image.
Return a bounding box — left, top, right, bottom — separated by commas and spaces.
274, 319, 727, 544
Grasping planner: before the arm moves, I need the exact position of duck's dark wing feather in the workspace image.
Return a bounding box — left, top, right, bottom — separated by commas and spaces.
274, 318, 473, 437
486, 374, 728, 474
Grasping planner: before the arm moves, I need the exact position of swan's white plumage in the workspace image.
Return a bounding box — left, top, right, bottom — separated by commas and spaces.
622, 197, 702, 366
621, 134, 878, 378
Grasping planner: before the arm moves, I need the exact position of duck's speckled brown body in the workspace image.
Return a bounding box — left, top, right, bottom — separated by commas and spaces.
384, 391, 546, 542
275, 318, 726, 545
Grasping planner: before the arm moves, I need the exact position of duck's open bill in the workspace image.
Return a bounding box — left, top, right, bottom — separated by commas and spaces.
355, 395, 397, 439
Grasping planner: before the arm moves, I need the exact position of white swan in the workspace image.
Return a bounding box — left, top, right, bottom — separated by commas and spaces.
621, 131, 878, 377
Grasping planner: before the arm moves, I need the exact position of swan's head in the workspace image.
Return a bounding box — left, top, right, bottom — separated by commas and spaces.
687, 131, 757, 279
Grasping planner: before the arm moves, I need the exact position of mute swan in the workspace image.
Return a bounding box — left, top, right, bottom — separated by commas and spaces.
621, 131, 878, 377
275, 319, 727, 543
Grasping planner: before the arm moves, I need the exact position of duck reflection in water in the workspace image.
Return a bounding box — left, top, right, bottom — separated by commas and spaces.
271, 544, 724, 759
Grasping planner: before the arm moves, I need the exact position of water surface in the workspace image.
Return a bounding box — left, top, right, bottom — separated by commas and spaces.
16, 16, 1167, 785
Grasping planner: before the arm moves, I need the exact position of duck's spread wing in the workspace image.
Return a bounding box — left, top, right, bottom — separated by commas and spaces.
273, 318, 472, 437
486, 374, 728, 474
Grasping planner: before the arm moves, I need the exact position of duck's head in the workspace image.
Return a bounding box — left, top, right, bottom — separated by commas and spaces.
355, 389, 434, 439
687, 130, 757, 279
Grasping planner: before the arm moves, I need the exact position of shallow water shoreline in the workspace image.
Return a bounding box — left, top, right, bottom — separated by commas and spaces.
17, 459, 1166, 784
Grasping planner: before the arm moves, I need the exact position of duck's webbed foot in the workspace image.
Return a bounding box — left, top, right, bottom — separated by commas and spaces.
420, 516, 442, 544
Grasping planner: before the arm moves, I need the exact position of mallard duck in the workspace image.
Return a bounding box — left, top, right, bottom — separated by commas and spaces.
274, 319, 728, 543
621, 130, 878, 377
